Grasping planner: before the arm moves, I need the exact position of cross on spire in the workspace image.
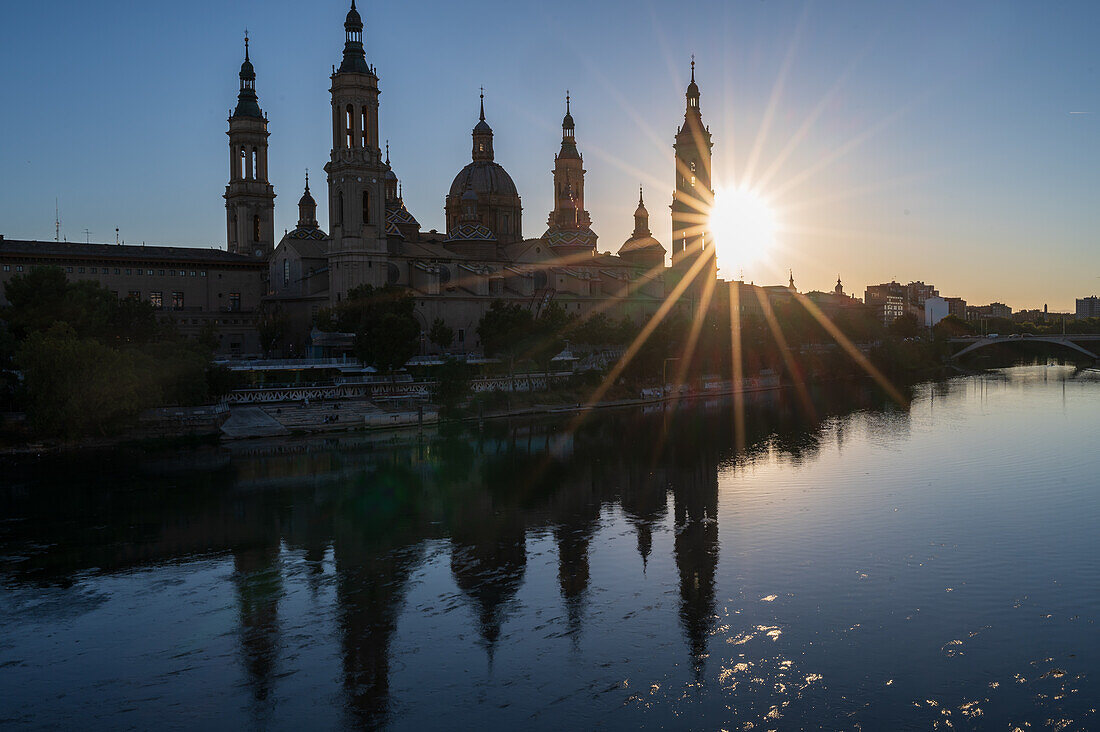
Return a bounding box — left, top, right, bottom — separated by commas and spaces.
690, 54, 695, 81
304, 168, 309, 192
566, 90, 570, 113
479, 86, 485, 120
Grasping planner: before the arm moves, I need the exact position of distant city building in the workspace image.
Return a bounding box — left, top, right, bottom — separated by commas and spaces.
944, 296, 967, 320
1076, 296, 1100, 319
0, 237, 265, 354
924, 296, 949, 327
966, 302, 1012, 321
906, 281, 939, 307
864, 281, 909, 324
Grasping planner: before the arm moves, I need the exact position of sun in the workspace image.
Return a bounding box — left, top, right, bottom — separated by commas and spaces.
709, 186, 777, 273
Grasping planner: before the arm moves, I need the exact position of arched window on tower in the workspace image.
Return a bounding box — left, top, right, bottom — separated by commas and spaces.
345, 105, 354, 148
239, 147, 247, 179
337, 192, 344, 225
253, 215, 261, 242
252, 148, 259, 180
361, 106, 368, 148
362, 190, 371, 224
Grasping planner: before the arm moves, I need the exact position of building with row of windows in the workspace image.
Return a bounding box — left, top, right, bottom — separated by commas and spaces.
0, 237, 265, 354
1076, 296, 1100, 319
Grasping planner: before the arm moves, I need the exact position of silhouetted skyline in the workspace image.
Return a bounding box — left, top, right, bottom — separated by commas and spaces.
1, 0, 1097, 309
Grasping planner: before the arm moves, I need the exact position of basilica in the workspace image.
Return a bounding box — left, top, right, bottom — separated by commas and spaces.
241, 2, 717, 355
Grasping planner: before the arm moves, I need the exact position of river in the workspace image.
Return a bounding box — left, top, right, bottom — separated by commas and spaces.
1, 365, 1097, 729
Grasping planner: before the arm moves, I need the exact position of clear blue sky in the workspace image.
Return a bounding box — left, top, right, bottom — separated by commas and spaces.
1, 0, 1097, 310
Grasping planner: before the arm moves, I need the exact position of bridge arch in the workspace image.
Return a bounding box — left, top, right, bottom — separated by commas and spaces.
950, 337, 1099, 361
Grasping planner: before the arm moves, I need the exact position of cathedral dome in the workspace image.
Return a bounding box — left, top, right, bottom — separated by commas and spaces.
448, 161, 518, 198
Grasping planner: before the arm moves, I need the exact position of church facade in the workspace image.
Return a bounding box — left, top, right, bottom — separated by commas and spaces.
258, 2, 717, 357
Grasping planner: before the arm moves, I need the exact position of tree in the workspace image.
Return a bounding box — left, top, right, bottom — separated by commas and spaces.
434, 357, 471, 414
4, 266, 159, 344
932, 314, 972, 340
324, 284, 420, 373
258, 303, 289, 357
889, 313, 921, 339
477, 300, 535, 373
17, 324, 158, 437
429, 318, 454, 353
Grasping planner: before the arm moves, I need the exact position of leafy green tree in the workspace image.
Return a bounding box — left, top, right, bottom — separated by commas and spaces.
932, 314, 972, 339
17, 324, 158, 437
889, 313, 921, 339
321, 285, 420, 373
0, 318, 15, 370
258, 303, 289, 357
434, 357, 471, 414
477, 299, 535, 374
429, 318, 454, 353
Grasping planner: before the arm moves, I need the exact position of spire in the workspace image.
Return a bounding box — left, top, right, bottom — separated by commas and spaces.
385, 140, 390, 165
789, 269, 796, 291
233, 33, 262, 118
562, 90, 575, 136
558, 91, 579, 159
297, 169, 318, 230
338, 0, 370, 74
685, 55, 700, 112
472, 87, 494, 161
633, 186, 650, 237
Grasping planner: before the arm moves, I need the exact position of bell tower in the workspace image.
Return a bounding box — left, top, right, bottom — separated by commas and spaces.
225, 35, 275, 258
324, 1, 389, 302
671, 57, 713, 269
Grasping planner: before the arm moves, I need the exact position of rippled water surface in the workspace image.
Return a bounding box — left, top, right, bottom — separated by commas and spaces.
2, 366, 1099, 729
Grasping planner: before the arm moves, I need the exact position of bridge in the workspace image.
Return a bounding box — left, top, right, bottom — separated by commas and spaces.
948, 334, 1100, 360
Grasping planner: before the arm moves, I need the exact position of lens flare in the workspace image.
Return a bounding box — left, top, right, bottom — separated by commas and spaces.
709, 186, 777, 273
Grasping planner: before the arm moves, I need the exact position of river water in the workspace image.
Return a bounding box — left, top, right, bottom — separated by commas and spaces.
1, 366, 1098, 729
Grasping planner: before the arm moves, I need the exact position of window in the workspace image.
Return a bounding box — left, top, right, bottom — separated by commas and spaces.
337, 192, 344, 226
150, 291, 163, 308
346, 104, 354, 148
16, 265, 24, 272
283, 259, 290, 287
127, 290, 140, 299
253, 215, 260, 242
1, 265, 8, 272
362, 190, 371, 224
361, 106, 368, 147
171, 292, 184, 309
125, 269, 132, 275
66, 267, 73, 273
147, 270, 154, 276
90, 267, 97, 274
159, 270, 165, 276
200, 271, 206, 277
228, 292, 241, 311
189, 271, 196, 277
78, 267, 85, 273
